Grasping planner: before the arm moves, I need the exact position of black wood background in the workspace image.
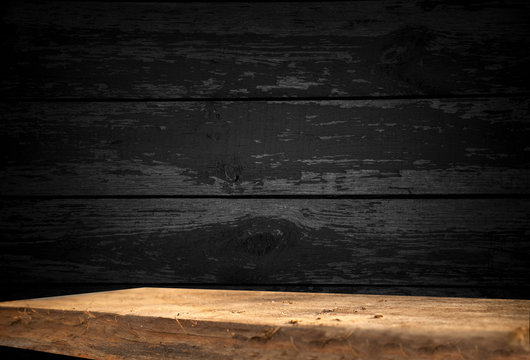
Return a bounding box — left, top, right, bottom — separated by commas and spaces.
1, 0, 529, 302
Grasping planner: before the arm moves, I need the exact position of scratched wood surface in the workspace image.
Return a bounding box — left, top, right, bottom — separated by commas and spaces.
2, 1, 529, 98
0, 288, 528, 359
2, 97, 529, 195
4, 284, 529, 303
1, 199, 528, 287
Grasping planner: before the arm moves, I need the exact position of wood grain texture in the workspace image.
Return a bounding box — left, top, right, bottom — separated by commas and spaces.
1, 199, 529, 286
2, 1, 529, 98
2, 98, 529, 195
3, 284, 529, 302
0, 288, 528, 359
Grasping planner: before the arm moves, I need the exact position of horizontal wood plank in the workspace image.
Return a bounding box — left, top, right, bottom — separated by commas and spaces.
0, 288, 528, 359
2, 98, 529, 195
1, 199, 529, 286
2, 1, 529, 98
1, 284, 529, 302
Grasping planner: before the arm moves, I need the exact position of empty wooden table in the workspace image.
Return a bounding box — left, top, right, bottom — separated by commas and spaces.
0, 288, 528, 359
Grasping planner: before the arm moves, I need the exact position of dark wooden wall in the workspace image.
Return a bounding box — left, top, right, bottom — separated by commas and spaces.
1, 0, 529, 301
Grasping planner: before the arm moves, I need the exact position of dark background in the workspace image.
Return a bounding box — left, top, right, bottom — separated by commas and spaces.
1, 0, 529, 309
2, 2, 529, 356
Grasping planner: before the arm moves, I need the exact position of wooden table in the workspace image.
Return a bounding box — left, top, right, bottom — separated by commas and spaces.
0, 288, 528, 359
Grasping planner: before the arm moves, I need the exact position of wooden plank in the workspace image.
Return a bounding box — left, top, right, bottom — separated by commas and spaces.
2, 284, 529, 303
2, 98, 529, 195
0, 288, 528, 359
2, 1, 529, 98
1, 198, 529, 286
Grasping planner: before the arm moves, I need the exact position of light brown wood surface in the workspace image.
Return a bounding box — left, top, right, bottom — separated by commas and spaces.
0, 288, 528, 359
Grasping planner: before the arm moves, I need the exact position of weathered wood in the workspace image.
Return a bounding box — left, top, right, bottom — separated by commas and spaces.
2, 98, 529, 195
0, 288, 528, 359
2, 284, 529, 303
1, 199, 529, 286
2, 1, 529, 98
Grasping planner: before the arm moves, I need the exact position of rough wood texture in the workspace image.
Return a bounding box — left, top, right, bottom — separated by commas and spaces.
2, 1, 529, 98
3, 284, 529, 303
1, 199, 529, 286
0, 288, 528, 359
2, 98, 529, 195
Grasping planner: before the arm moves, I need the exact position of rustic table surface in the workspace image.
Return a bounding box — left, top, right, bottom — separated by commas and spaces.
0, 288, 529, 359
